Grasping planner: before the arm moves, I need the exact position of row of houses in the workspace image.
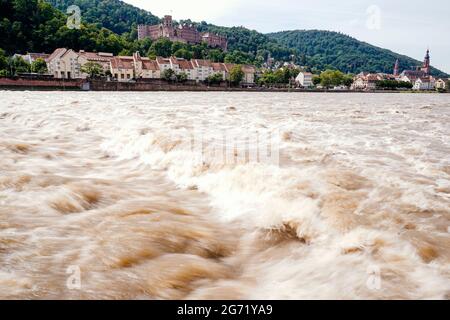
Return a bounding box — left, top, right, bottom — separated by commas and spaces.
43, 48, 256, 84
351, 72, 448, 91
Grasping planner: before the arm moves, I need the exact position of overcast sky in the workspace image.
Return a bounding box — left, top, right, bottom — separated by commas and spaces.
123, 0, 450, 73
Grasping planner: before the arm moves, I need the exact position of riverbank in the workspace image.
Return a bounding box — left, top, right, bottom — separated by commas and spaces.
0, 77, 446, 93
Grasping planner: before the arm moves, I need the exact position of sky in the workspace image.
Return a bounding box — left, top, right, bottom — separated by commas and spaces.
123, 0, 450, 73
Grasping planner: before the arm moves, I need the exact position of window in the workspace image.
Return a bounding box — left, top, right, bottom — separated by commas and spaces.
121, 74, 125, 79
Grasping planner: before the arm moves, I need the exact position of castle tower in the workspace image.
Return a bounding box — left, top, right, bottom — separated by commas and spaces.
393, 59, 399, 76
163, 15, 173, 28
422, 49, 430, 75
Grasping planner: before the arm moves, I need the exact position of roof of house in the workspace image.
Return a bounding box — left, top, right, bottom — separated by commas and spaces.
142, 59, 160, 71
241, 65, 256, 73
193, 59, 212, 68
367, 74, 381, 81
416, 76, 434, 83
111, 56, 134, 70
223, 63, 236, 72
211, 63, 227, 72
46, 48, 67, 62
79, 51, 113, 62
156, 57, 171, 65
402, 70, 426, 77
27, 53, 50, 61
178, 59, 194, 70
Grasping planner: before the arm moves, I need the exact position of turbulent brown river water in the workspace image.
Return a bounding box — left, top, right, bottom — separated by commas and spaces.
0, 91, 449, 299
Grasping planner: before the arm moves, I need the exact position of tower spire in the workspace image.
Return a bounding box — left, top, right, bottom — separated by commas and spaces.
422, 48, 430, 75
394, 59, 399, 76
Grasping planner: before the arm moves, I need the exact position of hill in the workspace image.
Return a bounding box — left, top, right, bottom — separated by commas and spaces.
268, 30, 448, 77
46, 0, 160, 35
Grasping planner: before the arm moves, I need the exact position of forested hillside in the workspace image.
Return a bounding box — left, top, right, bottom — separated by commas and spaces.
269, 30, 448, 77
47, 0, 159, 35
0, 0, 132, 55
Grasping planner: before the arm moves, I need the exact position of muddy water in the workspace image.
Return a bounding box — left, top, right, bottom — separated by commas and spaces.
0, 91, 449, 299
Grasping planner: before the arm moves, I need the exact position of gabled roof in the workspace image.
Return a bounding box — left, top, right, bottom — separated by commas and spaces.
241, 65, 256, 73
111, 56, 134, 70
192, 59, 212, 68
223, 63, 236, 73
211, 63, 227, 72
28, 53, 50, 61
178, 59, 194, 70
142, 59, 160, 71
79, 51, 113, 62
156, 56, 171, 65
46, 48, 67, 62
366, 74, 381, 81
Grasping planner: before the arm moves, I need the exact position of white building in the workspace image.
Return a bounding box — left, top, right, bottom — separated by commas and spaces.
133, 52, 160, 79
241, 65, 257, 84
46, 48, 256, 84
351, 73, 382, 90
435, 78, 448, 90
192, 59, 214, 81
156, 57, 171, 72
413, 77, 435, 90
295, 72, 313, 87
170, 57, 195, 80
46, 48, 113, 79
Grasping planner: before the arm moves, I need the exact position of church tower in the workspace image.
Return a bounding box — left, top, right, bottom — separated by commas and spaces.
393, 59, 399, 76
422, 49, 430, 75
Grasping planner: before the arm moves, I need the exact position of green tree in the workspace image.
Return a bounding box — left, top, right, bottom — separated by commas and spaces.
319, 70, 345, 88
150, 38, 173, 57
176, 72, 188, 82
8, 56, 30, 76
376, 80, 413, 90
225, 50, 252, 64
31, 58, 48, 74
343, 74, 354, 87
207, 49, 224, 62
173, 48, 193, 60
80, 61, 103, 78
206, 73, 223, 85
258, 71, 278, 86
228, 65, 244, 85
0, 48, 8, 73
312, 75, 321, 86
162, 68, 175, 81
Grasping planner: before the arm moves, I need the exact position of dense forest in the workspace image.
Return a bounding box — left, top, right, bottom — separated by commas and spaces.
0, 0, 447, 76
269, 30, 448, 77
47, 0, 159, 35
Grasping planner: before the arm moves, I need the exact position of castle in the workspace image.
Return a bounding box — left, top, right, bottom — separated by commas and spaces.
138, 15, 228, 51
